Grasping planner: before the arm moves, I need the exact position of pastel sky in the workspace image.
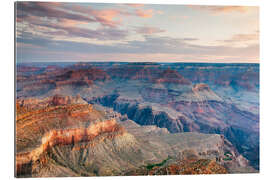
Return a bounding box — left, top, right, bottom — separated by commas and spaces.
16, 2, 259, 63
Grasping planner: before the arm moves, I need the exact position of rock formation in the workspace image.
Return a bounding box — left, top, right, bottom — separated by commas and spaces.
16, 95, 255, 177
16, 62, 260, 175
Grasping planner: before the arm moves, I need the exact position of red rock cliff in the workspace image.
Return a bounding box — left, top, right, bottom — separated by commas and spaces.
16, 119, 125, 175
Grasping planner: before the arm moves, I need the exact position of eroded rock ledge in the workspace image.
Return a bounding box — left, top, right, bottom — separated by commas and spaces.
16, 118, 125, 176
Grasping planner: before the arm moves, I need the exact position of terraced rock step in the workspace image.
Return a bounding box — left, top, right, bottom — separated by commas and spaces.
16, 119, 124, 176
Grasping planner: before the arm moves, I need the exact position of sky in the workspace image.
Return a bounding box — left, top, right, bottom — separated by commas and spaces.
16, 2, 259, 63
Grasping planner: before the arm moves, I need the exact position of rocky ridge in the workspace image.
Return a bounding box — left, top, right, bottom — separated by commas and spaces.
16, 95, 255, 177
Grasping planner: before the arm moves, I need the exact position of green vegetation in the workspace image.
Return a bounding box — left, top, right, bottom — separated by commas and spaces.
223, 157, 232, 161
223, 152, 232, 161
146, 156, 171, 170
224, 152, 232, 156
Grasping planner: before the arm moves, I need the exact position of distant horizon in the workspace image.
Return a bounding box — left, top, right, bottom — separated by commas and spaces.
17, 60, 260, 64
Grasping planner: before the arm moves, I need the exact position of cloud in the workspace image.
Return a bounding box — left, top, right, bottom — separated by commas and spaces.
61, 26, 129, 41
16, 2, 126, 28
16, 2, 259, 63
220, 33, 259, 43
216, 32, 259, 48
16, 2, 131, 41
135, 26, 165, 35
125, 4, 144, 8
16, 2, 160, 42
17, 34, 258, 58
91, 9, 125, 27
123, 36, 203, 54
206, 6, 249, 13
135, 9, 154, 18
18, 3, 122, 28
17, 36, 259, 63
63, 5, 132, 27
16, 2, 95, 23
18, 19, 129, 41
17, 2, 157, 28
182, 38, 198, 41
190, 5, 256, 14
156, 11, 164, 15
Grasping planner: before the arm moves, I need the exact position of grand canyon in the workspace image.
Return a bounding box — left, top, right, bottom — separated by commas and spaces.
15, 62, 259, 177
15, 2, 259, 177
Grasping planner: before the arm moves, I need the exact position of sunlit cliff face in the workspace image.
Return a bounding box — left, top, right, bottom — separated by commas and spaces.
16, 118, 125, 175
15, 95, 126, 176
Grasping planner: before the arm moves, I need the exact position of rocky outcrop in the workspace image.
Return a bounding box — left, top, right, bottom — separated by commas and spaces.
44, 65, 62, 72
108, 64, 161, 80
214, 70, 259, 91
16, 119, 124, 176
154, 68, 191, 85
16, 65, 110, 98
192, 83, 211, 92
17, 94, 87, 110
16, 94, 256, 177
16, 95, 110, 153
107, 64, 190, 85
94, 93, 259, 170
95, 95, 189, 133
50, 94, 87, 106
54, 68, 110, 87
16, 95, 130, 177
120, 120, 255, 174
17, 65, 44, 76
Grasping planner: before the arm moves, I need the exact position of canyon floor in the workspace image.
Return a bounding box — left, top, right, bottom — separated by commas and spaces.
16, 62, 259, 177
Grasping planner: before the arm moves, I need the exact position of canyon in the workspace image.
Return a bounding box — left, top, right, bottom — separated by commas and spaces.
16, 62, 259, 176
